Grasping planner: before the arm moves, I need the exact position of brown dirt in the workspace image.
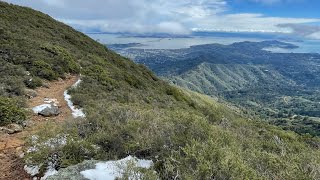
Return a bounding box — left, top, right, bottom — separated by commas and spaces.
0, 75, 79, 180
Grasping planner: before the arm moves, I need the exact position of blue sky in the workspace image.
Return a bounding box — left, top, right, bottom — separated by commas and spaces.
228, 0, 320, 19
4, 0, 320, 39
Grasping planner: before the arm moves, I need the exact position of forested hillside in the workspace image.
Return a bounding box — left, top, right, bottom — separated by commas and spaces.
1, 2, 320, 179
113, 41, 320, 136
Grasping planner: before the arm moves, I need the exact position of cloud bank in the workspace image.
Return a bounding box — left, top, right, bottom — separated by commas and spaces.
278, 23, 320, 39
4, 0, 320, 39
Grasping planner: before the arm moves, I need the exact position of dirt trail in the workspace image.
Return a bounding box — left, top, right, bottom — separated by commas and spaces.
0, 76, 79, 180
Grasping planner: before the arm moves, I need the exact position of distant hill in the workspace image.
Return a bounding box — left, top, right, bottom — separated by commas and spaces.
112, 41, 320, 136
1, 2, 320, 179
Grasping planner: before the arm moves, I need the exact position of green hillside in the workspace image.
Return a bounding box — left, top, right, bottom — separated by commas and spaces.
116, 41, 320, 136
168, 63, 294, 95
1, 2, 320, 179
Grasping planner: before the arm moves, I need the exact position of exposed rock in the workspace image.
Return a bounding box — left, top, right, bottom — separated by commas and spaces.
32, 104, 52, 113
65, 73, 73, 79
0, 127, 14, 134
32, 104, 61, 117
42, 83, 50, 88
47, 160, 99, 180
38, 105, 61, 117
22, 120, 35, 128
0, 123, 23, 134
7, 123, 23, 133
25, 89, 38, 99
44, 98, 60, 107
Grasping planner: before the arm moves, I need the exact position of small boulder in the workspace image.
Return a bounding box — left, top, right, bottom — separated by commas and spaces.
42, 83, 50, 88
44, 98, 60, 107
32, 104, 52, 114
22, 120, 35, 128
25, 89, 38, 99
0, 127, 14, 134
1, 123, 23, 134
38, 105, 61, 117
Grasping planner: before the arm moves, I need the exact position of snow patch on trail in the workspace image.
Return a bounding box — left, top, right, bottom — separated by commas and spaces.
25, 135, 67, 179
24, 165, 40, 176
64, 79, 85, 118
25, 165, 58, 180
41, 166, 58, 180
80, 156, 153, 180
73, 78, 82, 87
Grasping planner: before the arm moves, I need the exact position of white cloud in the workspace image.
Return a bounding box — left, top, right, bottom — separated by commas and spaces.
307, 32, 320, 39
3, 0, 320, 38
156, 22, 190, 34
42, 0, 65, 7
191, 13, 319, 34
278, 23, 320, 39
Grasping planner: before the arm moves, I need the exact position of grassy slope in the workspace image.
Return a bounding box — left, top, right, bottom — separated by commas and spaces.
1, 2, 320, 179
165, 61, 320, 136
126, 42, 320, 136
168, 62, 293, 95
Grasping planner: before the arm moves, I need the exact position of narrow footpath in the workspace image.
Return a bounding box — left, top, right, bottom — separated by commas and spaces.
0, 76, 79, 180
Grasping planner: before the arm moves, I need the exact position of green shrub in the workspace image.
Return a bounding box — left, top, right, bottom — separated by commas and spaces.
61, 141, 96, 167
117, 159, 158, 180
83, 65, 116, 88
0, 96, 26, 125
166, 86, 185, 101
41, 44, 81, 75
24, 76, 42, 89
30, 60, 58, 80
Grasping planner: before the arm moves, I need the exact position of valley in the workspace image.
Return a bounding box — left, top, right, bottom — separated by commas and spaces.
110, 41, 320, 136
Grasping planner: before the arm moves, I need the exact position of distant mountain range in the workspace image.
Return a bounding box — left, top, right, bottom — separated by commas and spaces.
110, 40, 320, 136
87, 30, 304, 42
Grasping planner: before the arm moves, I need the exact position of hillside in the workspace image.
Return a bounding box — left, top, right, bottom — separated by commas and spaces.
113, 41, 320, 136
1, 2, 320, 179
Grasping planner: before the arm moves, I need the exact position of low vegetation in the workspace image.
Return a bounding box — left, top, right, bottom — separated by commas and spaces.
1, 2, 320, 179
0, 96, 26, 126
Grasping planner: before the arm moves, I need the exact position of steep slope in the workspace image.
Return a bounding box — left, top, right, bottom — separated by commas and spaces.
1, 2, 320, 179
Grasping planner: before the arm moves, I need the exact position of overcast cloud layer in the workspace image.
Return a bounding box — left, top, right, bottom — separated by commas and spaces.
4, 0, 320, 39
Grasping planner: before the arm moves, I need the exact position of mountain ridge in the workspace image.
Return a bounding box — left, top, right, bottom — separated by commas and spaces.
113, 40, 320, 136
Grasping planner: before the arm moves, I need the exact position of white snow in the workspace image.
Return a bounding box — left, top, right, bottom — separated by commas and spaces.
64, 79, 85, 118
41, 167, 58, 180
32, 104, 52, 114
73, 79, 82, 88
25, 135, 66, 179
43, 134, 67, 148
24, 165, 40, 176
80, 156, 153, 180
25, 161, 58, 180
27, 134, 67, 153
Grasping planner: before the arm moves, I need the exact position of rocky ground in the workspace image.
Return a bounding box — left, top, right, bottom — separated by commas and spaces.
0, 76, 79, 180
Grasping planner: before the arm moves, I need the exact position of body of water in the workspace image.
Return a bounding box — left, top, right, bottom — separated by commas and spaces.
88, 33, 320, 53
